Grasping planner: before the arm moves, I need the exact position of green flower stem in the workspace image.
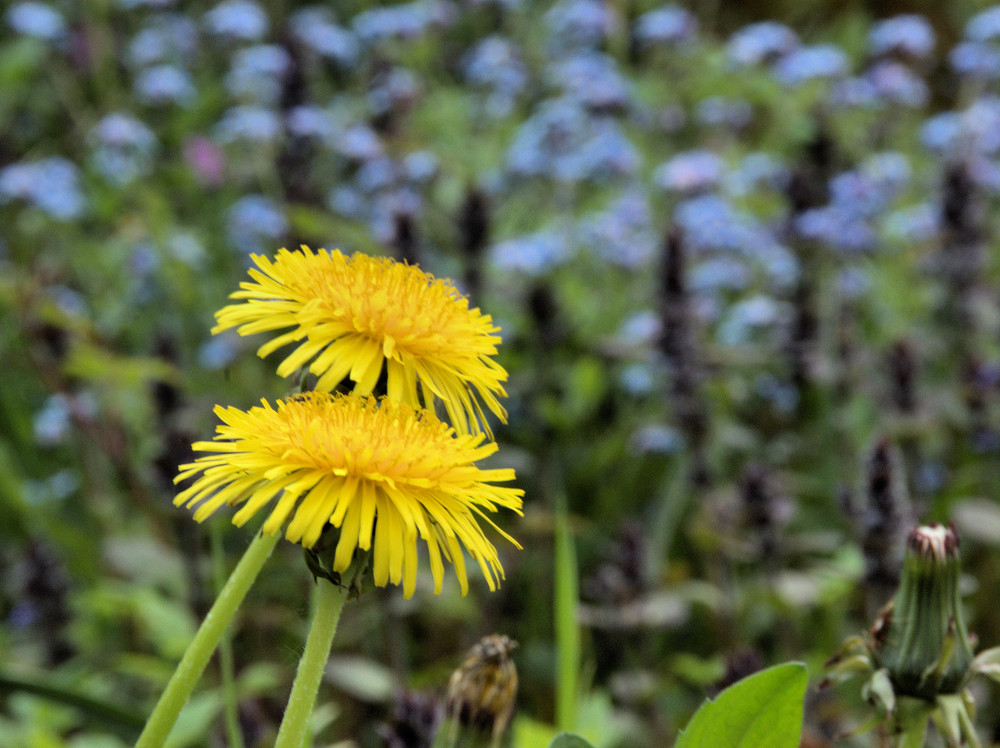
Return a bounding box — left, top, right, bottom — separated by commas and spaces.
275, 578, 350, 748
136, 530, 281, 748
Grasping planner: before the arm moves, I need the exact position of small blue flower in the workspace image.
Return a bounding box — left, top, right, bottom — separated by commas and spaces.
689, 256, 750, 293
545, 0, 616, 53
89, 113, 158, 186
289, 7, 359, 66
6, 2, 65, 41
795, 207, 876, 253
491, 229, 572, 274
286, 105, 336, 140
127, 14, 199, 68
633, 5, 698, 46
352, 0, 454, 45
966, 6, 1000, 43
135, 64, 197, 106
949, 41, 1000, 79
579, 189, 656, 267
868, 15, 935, 60
619, 363, 656, 397
727, 21, 798, 67
226, 194, 287, 254
355, 156, 399, 194
204, 0, 269, 42
631, 424, 683, 454
865, 61, 928, 107
337, 124, 383, 161
225, 44, 292, 105
725, 151, 789, 195
695, 96, 753, 129
655, 149, 724, 195
34, 394, 73, 446
198, 334, 239, 369
549, 51, 631, 111
0, 158, 86, 221
214, 106, 282, 143
618, 310, 661, 345
402, 150, 438, 183
716, 295, 786, 346
772, 44, 848, 86
462, 35, 528, 110
883, 202, 939, 241
327, 185, 368, 219
368, 67, 420, 118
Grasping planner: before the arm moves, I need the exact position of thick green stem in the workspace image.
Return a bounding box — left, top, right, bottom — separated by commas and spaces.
136, 530, 280, 748
211, 524, 245, 748
274, 578, 350, 748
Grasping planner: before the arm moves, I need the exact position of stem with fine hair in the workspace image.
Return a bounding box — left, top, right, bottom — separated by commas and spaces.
136, 529, 281, 748
274, 577, 351, 748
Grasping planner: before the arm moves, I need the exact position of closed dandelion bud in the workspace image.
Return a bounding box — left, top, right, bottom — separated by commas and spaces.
874, 524, 974, 700
439, 635, 518, 748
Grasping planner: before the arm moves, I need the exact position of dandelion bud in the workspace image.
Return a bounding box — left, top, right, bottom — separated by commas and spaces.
874, 524, 974, 700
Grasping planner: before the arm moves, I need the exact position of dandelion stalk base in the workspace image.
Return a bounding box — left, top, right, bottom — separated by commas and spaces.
137, 530, 280, 748
274, 577, 350, 748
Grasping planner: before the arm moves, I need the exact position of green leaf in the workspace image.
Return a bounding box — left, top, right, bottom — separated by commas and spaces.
548, 734, 596, 748
675, 662, 808, 748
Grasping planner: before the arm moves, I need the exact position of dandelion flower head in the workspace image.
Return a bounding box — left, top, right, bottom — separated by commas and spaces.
213, 247, 509, 436
175, 392, 523, 598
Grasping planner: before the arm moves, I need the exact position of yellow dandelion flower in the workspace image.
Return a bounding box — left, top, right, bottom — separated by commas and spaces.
212, 246, 509, 436
174, 392, 523, 598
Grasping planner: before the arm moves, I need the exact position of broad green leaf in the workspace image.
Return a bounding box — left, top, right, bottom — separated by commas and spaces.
548, 734, 596, 748
674, 662, 808, 748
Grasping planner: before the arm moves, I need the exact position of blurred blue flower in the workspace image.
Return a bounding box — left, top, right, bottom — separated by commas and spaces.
864, 61, 928, 107
868, 15, 935, 60
619, 363, 656, 397
198, 334, 239, 369
167, 231, 206, 267
215, 105, 282, 143
922, 97, 1000, 156
579, 189, 656, 267
34, 394, 73, 446
828, 171, 891, 220
754, 374, 798, 413
368, 67, 420, 118
831, 76, 879, 108
689, 256, 750, 293
883, 202, 939, 241
226, 194, 287, 253
727, 21, 798, 67
772, 44, 848, 86
618, 310, 661, 345
655, 149, 724, 194
837, 266, 871, 299
225, 44, 292, 105
920, 112, 959, 151
795, 207, 876, 253
716, 295, 786, 346
355, 156, 399, 194
634, 5, 698, 47
204, 0, 269, 42
89, 113, 158, 186
673, 194, 776, 255
463, 35, 528, 117
327, 185, 368, 219
0, 157, 86, 221
507, 99, 637, 183
135, 64, 197, 106
695, 96, 753, 129
549, 51, 631, 111
545, 0, 617, 53
966, 6, 1000, 42
861, 151, 911, 193
337, 124, 383, 161
631, 424, 683, 454
6, 2, 65, 41
949, 41, 1000, 79
127, 14, 199, 68
289, 7, 359, 66
369, 187, 423, 244
725, 151, 789, 195
285, 105, 336, 140
403, 150, 438, 183
117, 0, 174, 7
352, 0, 454, 45
491, 229, 572, 275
